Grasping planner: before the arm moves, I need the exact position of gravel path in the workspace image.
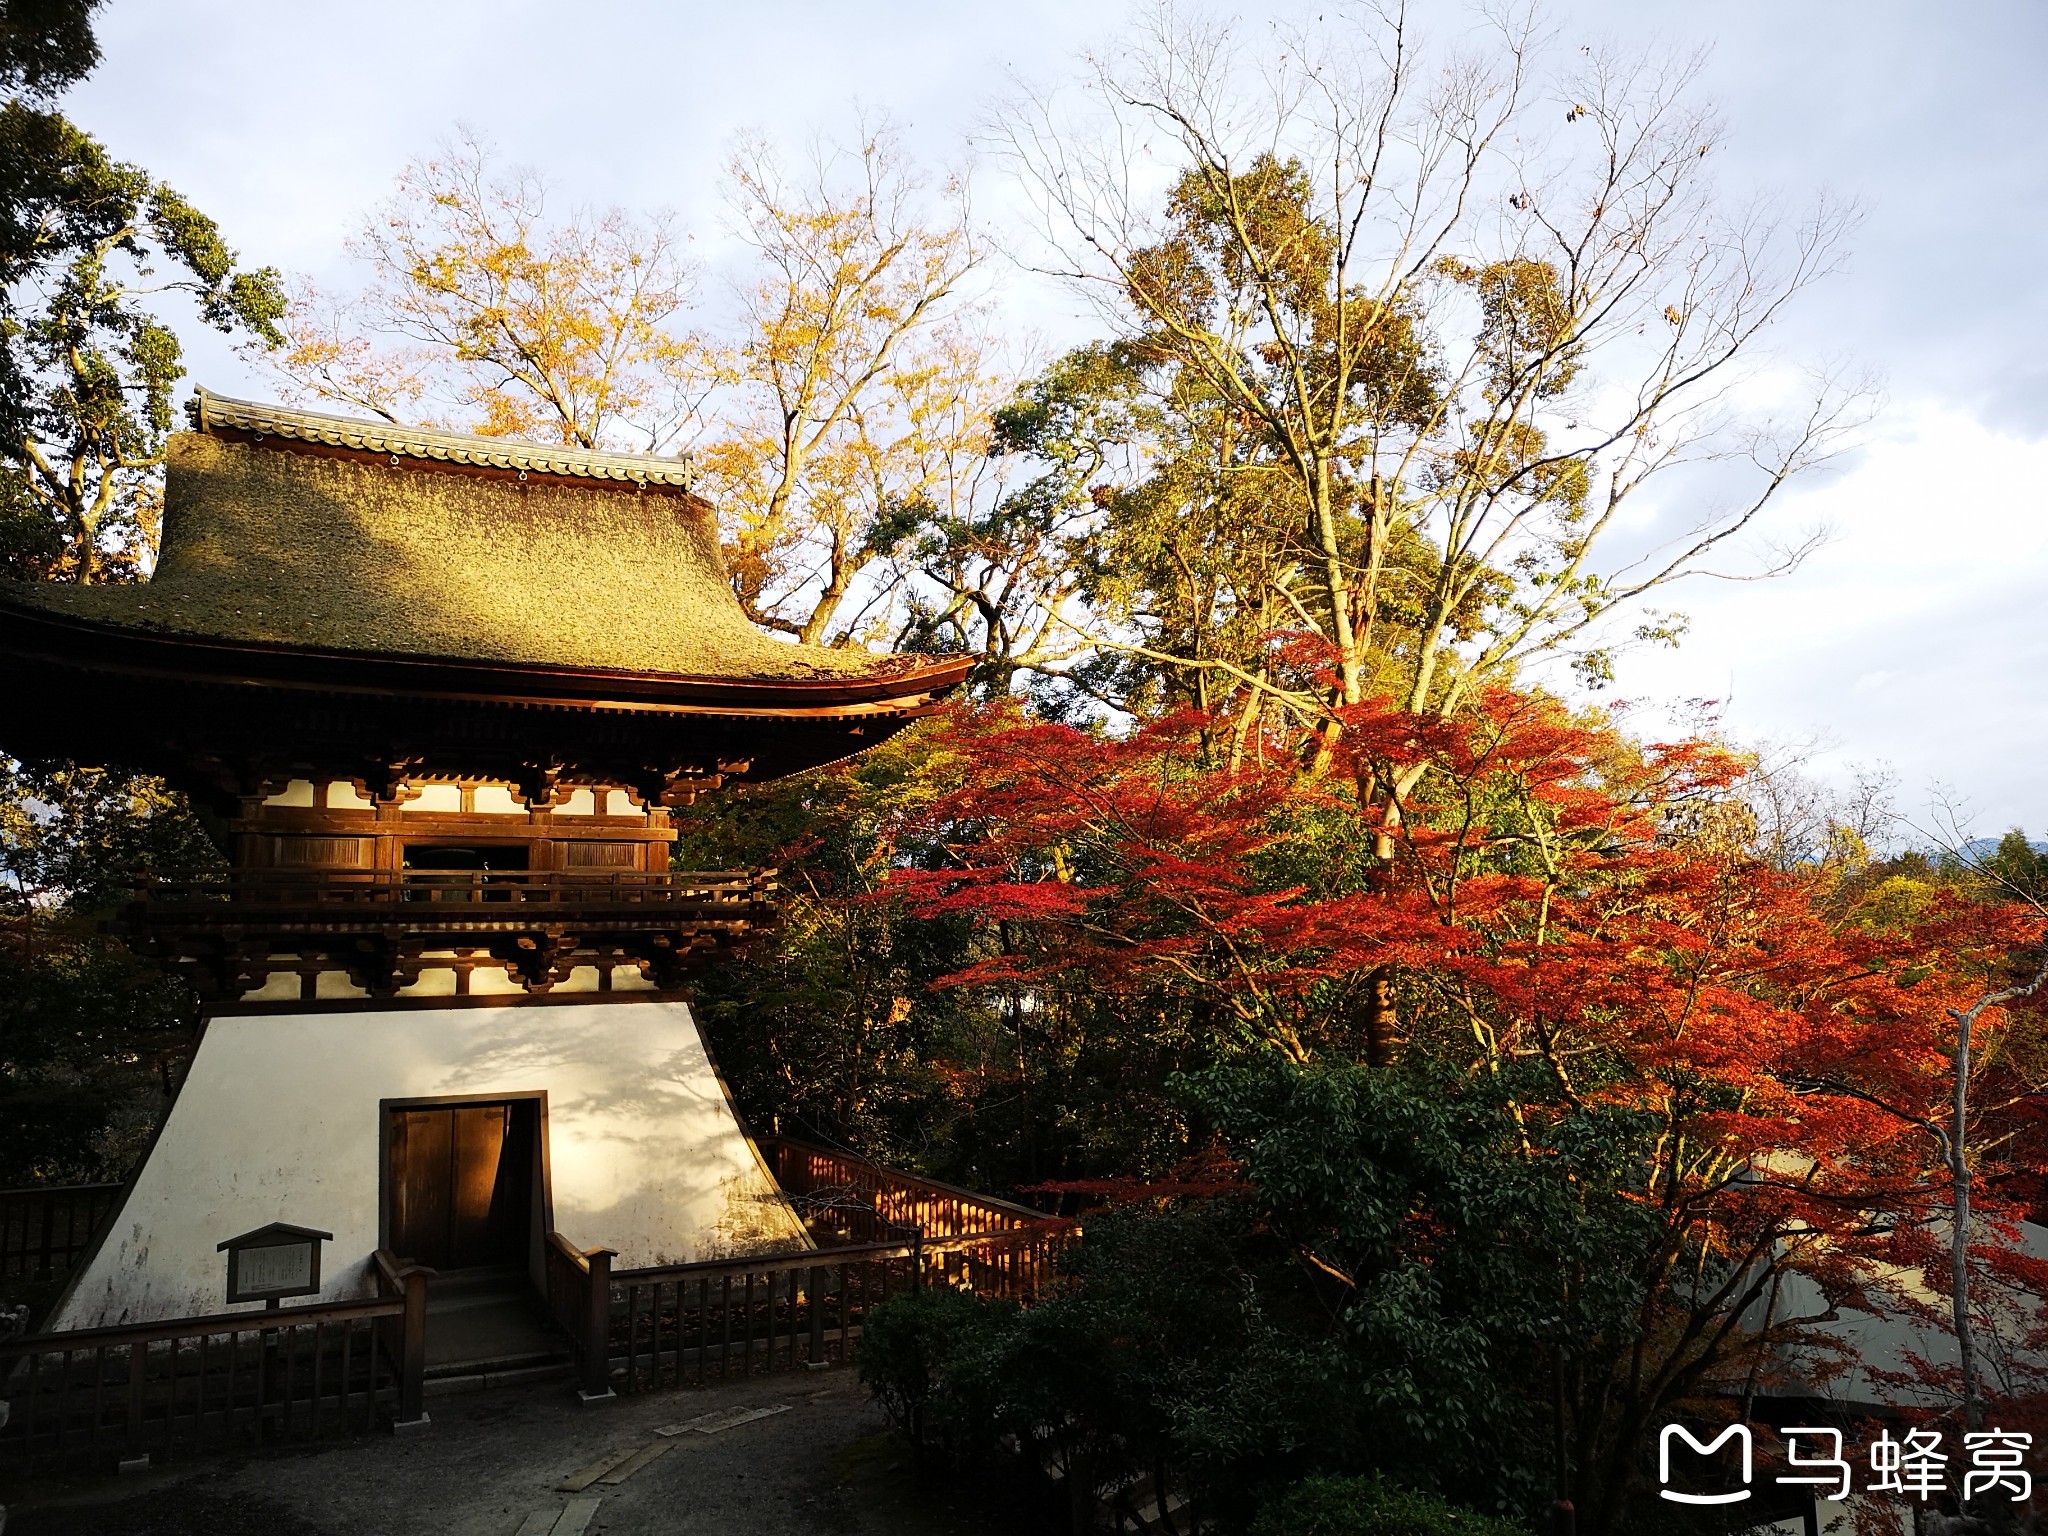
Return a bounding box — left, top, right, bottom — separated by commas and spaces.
4, 1369, 1014, 1536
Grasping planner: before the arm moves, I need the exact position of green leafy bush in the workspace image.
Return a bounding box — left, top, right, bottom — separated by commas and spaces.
1251, 1475, 1528, 1536
857, 1283, 1020, 1467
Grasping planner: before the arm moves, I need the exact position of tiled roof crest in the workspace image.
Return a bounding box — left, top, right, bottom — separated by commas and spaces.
186, 387, 697, 489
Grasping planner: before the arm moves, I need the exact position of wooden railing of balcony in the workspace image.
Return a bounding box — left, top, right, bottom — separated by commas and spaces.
0, 1152, 1073, 1455
126, 867, 777, 914
0, 1255, 427, 1470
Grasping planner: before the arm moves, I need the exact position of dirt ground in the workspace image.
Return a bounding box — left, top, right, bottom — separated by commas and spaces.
1, 1368, 1018, 1536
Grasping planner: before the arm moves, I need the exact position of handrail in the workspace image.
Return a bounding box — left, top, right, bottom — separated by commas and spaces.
141, 869, 769, 885
761, 1136, 1068, 1230
545, 1230, 592, 1273
131, 868, 775, 901
121, 869, 782, 933
543, 1230, 615, 1401
0, 1292, 405, 1359
369, 1249, 432, 1426
609, 1225, 1068, 1288
599, 1221, 1077, 1394
371, 1250, 435, 1290
0, 1287, 414, 1466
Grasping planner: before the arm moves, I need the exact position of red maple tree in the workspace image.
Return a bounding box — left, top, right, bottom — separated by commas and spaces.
888, 687, 2048, 1528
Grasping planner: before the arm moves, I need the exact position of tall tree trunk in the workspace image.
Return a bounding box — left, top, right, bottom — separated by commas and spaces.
1362, 965, 1397, 1068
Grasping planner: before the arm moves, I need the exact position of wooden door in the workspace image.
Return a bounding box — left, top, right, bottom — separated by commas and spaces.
387, 1102, 527, 1270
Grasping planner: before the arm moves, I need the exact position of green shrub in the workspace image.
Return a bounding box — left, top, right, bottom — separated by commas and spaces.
856, 1283, 1020, 1466
1251, 1475, 1528, 1536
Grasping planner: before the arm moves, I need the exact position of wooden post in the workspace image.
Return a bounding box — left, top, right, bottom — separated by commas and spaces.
125, 1338, 147, 1449
395, 1266, 429, 1429
581, 1246, 616, 1402
807, 1265, 827, 1367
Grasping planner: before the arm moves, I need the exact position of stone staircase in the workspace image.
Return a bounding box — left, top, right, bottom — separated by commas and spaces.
422, 1265, 574, 1396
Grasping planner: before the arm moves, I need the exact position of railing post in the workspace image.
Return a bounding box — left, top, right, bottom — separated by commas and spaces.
395, 1266, 429, 1430
807, 1265, 827, 1366
126, 1336, 147, 1450
581, 1246, 616, 1402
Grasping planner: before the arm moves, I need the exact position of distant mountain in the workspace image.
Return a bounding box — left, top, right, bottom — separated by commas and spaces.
1959, 836, 2048, 859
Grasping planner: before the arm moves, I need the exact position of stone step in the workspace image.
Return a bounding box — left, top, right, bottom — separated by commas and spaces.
425, 1358, 576, 1397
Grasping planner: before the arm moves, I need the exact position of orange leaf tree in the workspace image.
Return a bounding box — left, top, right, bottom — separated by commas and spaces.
888, 691, 2048, 1529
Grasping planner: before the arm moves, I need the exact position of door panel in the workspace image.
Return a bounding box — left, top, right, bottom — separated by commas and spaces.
388, 1107, 455, 1265
450, 1105, 507, 1261
387, 1101, 528, 1270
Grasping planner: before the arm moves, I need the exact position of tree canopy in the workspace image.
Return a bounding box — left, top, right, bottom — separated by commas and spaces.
0, 0, 282, 582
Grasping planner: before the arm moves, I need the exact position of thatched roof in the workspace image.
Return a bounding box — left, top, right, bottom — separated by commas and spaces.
7, 391, 904, 683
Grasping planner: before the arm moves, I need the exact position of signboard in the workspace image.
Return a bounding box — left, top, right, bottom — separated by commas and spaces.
218, 1222, 333, 1305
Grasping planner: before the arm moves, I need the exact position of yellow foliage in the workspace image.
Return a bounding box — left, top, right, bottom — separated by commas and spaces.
264, 127, 997, 652
698, 131, 988, 644
268, 130, 707, 453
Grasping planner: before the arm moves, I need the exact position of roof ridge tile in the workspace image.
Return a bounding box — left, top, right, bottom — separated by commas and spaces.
185, 387, 697, 489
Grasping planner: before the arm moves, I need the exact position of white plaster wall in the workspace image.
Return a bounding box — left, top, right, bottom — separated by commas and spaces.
49, 999, 807, 1330
1769, 1219, 2048, 1412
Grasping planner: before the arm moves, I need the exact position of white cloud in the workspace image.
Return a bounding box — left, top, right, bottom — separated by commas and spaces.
1610, 400, 2048, 830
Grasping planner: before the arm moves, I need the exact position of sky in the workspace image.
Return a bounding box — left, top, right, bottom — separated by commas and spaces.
58, 0, 2048, 834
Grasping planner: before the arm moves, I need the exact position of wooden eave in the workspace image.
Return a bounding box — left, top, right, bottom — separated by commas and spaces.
0, 594, 971, 718
0, 592, 969, 804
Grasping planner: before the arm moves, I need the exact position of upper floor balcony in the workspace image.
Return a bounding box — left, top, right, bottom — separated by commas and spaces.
116, 867, 780, 1001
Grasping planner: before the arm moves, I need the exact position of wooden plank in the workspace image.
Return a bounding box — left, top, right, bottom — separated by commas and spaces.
552, 1499, 604, 1536
595, 1221, 1074, 1292
513, 1512, 558, 1536
556, 1445, 638, 1492
624, 1282, 640, 1391
743, 1272, 755, 1377
597, 1439, 673, 1484
661, 1278, 675, 1392
694, 1277, 707, 1387
654, 1403, 790, 1437
809, 1265, 826, 1365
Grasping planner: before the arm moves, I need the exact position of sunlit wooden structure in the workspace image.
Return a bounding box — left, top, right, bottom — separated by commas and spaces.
1, 388, 967, 1004
0, 390, 970, 1346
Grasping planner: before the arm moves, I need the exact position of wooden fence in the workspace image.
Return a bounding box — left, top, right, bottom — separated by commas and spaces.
542, 1139, 1078, 1398
0, 1183, 122, 1282
0, 1140, 1074, 1459
759, 1137, 1063, 1245
602, 1225, 1071, 1395
0, 1250, 429, 1470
